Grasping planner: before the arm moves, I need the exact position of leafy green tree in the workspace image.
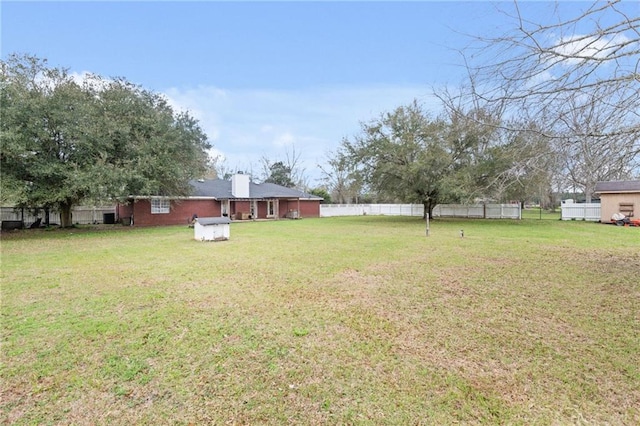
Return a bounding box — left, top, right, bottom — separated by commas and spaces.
339, 100, 530, 217
263, 161, 295, 188
1, 54, 211, 227
436, 106, 504, 203
308, 187, 331, 204
341, 101, 453, 218
436, 88, 561, 206
260, 145, 308, 189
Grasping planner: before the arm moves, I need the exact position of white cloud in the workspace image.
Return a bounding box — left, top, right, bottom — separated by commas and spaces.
208, 147, 225, 161
162, 84, 441, 184
272, 131, 295, 148
68, 71, 92, 83
34, 69, 108, 92
516, 32, 632, 97
552, 33, 631, 66
163, 86, 225, 142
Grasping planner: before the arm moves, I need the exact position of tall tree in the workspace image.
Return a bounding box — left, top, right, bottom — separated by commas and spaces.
554, 96, 638, 201
308, 187, 332, 204
481, 126, 558, 206
341, 101, 455, 218
319, 145, 361, 204
1, 54, 211, 227
260, 145, 308, 189
438, 106, 506, 202
457, 0, 640, 195
263, 161, 295, 188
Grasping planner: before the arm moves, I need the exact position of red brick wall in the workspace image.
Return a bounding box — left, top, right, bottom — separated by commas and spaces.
298, 200, 320, 218
231, 201, 251, 219
117, 203, 133, 221
130, 199, 220, 226
279, 200, 293, 218
278, 200, 320, 218
120, 198, 318, 225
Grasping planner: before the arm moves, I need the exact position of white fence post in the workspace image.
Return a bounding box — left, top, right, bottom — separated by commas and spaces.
560, 203, 601, 221
319, 203, 520, 219
1, 205, 116, 226
426, 213, 430, 237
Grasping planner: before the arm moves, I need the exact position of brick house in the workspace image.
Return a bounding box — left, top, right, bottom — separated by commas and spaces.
116, 174, 323, 226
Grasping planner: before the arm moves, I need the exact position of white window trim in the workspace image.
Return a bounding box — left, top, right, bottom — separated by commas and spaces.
267, 200, 275, 218
151, 198, 170, 214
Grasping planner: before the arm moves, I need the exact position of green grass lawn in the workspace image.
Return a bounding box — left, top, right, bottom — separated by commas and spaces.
520, 207, 561, 220
1, 217, 638, 424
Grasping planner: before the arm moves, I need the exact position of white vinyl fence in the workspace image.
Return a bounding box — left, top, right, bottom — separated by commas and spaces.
432, 204, 521, 219
320, 204, 424, 217
320, 203, 521, 219
1, 206, 116, 227
560, 203, 601, 221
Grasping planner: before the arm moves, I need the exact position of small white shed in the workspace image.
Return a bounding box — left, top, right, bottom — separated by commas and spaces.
194, 217, 231, 241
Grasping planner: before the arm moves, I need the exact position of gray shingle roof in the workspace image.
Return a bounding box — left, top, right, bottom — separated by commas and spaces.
594, 180, 640, 193
189, 179, 322, 200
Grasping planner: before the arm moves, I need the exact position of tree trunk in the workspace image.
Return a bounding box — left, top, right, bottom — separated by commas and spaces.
60, 202, 73, 228
423, 200, 435, 220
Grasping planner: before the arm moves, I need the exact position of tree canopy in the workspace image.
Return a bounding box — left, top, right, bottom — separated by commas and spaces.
308, 187, 331, 204
319, 145, 362, 204
1, 54, 211, 227
259, 146, 307, 189
335, 100, 555, 214
340, 102, 463, 218
330, 1, 639, 208
263, 161, 295, 188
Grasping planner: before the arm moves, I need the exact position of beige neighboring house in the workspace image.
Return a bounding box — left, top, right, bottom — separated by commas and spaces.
594, 180, 640, 223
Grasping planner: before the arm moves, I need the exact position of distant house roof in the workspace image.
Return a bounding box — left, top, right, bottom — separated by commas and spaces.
189, 179, 323, 200
594, 180, 640, 194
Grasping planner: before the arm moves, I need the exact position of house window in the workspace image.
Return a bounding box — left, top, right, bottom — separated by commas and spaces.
619, 203, 634, 217
267, 200, 275, 217
151, 198, 170, 214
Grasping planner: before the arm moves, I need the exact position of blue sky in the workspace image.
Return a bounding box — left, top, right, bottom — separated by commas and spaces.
2, 1, 634, 185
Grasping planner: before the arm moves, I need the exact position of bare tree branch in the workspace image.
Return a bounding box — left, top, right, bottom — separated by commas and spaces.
441, 0, 639, 198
